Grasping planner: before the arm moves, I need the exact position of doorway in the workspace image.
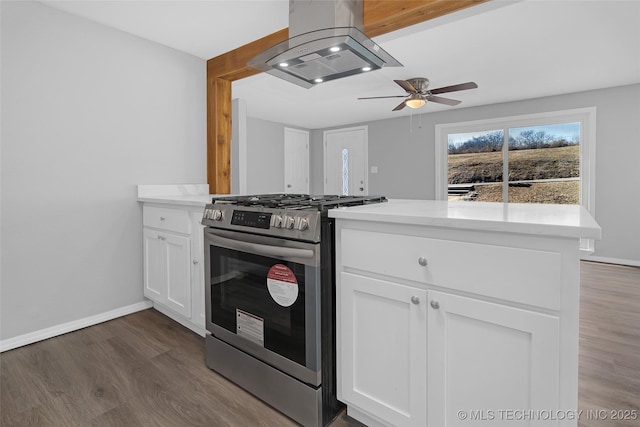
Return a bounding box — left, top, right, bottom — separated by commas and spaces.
284, 127, 310, 194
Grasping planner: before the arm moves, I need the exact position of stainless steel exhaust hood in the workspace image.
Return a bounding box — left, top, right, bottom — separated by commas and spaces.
248, 0, 402, 89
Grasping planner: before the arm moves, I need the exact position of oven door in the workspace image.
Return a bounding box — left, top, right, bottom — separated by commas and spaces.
204, 228, 322, 386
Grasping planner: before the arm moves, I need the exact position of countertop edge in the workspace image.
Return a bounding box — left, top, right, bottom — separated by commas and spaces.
136, 184, 221, 207
137, 196, 212, 208
329, 200, 602, 240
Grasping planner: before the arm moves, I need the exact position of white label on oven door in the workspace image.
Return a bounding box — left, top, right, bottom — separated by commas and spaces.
266, 264, 299, 307
236, 309, 264, 347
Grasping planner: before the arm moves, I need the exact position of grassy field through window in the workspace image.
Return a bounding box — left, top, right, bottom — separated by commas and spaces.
448, 145, 580, 204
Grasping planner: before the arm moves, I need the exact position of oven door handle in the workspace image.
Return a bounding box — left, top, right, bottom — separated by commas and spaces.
212, 234, 315, 259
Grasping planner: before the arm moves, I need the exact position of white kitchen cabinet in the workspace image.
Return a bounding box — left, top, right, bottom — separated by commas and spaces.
339, 272, 427, 427
143, 228, 191, 317
331, 203, 596, 427
339, 268, 559, 427
142, 204, 206, 336
427, 290, 559, 427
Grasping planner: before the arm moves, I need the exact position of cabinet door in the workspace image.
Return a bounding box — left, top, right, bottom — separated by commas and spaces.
340, 272, 427, 427
191, 212, 206, 328
143, 228, 167, 302
427, 290, 559, 427
164, 232, 191, 318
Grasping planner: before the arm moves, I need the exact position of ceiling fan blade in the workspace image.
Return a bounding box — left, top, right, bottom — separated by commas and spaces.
427, 95, 461, 106
357, 95, 407, 100
392, 101, 407, 111
429, 82, 478, 95
394, 79, 417, 93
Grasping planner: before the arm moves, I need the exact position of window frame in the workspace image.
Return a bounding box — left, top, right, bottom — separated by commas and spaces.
435, 107, 596, 252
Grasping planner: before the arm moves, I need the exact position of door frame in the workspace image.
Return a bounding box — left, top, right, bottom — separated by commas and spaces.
323, 126, 369, 195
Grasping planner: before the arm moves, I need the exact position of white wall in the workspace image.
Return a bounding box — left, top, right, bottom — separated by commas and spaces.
0, 1, 206, 341
245, 116, 286, 194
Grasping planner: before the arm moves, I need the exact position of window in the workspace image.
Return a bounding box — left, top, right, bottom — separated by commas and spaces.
342, 148, 349, 196
436, 108, 596, 251
446, 123, 581, 203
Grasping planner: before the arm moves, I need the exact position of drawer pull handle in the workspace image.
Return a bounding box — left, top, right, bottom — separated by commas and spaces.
418, 257, 428, 267
411, 296, 420, 305
160, 216, 166, 221
430, 300, 440, 309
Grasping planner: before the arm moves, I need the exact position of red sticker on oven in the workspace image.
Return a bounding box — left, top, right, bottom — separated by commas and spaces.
267, 264, 298, 307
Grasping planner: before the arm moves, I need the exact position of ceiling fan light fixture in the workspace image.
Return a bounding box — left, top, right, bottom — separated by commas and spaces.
405, 94, 426, 109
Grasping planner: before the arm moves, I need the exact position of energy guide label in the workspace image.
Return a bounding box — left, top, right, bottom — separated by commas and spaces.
267, 264, 299, 307
236, 309, 264, 346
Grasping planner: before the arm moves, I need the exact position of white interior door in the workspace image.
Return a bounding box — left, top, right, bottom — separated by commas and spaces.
284, 127, 309, 194
324, 126, 368, 196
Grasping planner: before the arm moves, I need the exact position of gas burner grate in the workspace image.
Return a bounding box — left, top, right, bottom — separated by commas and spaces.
309, 195, 388, 211
213, 194, 314, 208
211, 194, 387, 211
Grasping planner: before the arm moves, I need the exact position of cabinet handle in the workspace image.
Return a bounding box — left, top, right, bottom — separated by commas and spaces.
418, 257, 428, 267
159, 216, 166, 221
411, 296, 420, 305
192, 260, 199, 265
157, 235, 166, 241
430, 300, 440, 309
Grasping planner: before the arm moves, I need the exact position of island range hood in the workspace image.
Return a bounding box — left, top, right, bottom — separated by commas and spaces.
248, 0, 402, 88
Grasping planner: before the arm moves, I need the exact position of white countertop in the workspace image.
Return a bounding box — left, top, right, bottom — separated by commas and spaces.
137, 184, 223, 207
329, 199, 601, 239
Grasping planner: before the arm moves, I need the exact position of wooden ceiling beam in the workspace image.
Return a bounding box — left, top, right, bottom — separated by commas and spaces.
206, 0, 489, 194
363, 0, 488, 37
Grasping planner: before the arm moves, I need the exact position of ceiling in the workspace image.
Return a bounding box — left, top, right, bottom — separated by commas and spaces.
42, 0, 640, 129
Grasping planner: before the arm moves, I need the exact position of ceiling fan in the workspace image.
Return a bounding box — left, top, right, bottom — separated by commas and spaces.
358, 78, 478, 111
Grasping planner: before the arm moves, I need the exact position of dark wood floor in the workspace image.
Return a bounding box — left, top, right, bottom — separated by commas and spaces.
1, 261, 638, 426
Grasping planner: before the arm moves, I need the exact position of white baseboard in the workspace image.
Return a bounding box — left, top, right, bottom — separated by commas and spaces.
0, 300, 153, 353
582, 255, 640, 267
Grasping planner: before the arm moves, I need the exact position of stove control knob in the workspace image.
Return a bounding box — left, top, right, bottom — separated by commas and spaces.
271, 215, 283, 228
295, 217, 309, 231
212, 210, 223, 221
283, 215, 295, 229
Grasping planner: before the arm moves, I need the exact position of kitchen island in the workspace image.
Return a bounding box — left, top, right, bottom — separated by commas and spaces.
329, 200, 600, 427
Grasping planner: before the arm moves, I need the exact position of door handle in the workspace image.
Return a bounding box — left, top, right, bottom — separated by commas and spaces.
212, 234, 315, 259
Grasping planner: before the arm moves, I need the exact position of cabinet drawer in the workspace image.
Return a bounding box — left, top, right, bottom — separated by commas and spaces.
341, 229, 561, 310
143, 206, 191, 234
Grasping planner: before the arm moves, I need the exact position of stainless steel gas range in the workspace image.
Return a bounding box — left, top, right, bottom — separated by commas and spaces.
201, 194, 387, 427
